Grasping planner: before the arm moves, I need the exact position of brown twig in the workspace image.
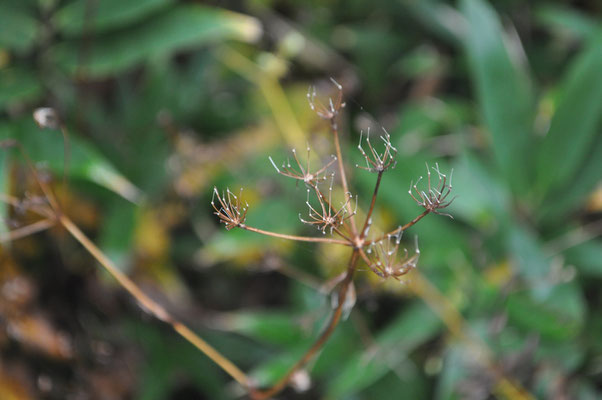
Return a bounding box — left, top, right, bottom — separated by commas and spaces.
250, 251, 359, 400
0, 218, 56, 243
240, 224, 351, 245
359, 171, 383, 241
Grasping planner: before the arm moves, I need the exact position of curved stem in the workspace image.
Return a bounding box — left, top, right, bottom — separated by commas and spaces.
333, 226, 353, 243
240, 224, 351, 246
360, 171, 383, 240
332, 124, 358, 236
366, 210, 430, 246
0, 218, 56, 243
59, 214, 251, 389
250, 251, 359, 400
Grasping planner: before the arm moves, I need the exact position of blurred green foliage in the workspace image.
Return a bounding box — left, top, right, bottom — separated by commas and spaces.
1, 0, 601, 399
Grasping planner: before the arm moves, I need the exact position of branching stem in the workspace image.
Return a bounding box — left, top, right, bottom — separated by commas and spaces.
366, 210, 430, 246
360, 170, 383, 241
332, 124, 358, 236
250, 250, 359, 400
58, 214, 252, 388
240, 224, 351, 246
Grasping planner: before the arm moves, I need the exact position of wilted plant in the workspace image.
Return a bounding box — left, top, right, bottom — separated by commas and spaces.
212, 80, 455, 399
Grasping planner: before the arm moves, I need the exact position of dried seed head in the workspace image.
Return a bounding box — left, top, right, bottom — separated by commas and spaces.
356, 127, 397, 173
269, 146, 336, 186
307, 78, 345, 121
365, 230, 420, 279
409, 163, 456, 218
299, 180, 355, 235
211, 187, 248, 230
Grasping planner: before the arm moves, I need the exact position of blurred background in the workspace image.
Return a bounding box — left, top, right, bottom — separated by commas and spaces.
1, 0, 601, 399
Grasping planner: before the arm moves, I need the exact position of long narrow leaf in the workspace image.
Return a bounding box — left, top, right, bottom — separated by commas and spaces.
461, 0, 535, 194
536, 31, 602, 197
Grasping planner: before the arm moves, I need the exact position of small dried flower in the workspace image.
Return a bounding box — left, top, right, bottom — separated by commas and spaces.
307, 78, 345, 121
269, 145, 337, 186
356, 127, 397, 173
211, 187, 248, 230
409, 163, 455, 218
365, 231, 419, 279
299, 177, 356, 235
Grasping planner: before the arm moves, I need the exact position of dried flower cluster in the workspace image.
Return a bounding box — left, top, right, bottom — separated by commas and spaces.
210, 79, 455, 399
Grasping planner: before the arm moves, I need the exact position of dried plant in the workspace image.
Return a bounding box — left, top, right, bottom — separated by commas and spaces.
409, 162, 456, 218
212, 80, 455, 399
1, 82, 454, 400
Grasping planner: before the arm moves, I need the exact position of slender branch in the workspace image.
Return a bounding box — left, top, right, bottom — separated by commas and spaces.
358, 247, 372, 267
332, 125, 358, 236
250, 251, 360, 400
0, 193, 22, 208
240, 224, 351, 246
333, 226, 353, 243
0, 218, 56, 243
0, 195, 55, 221
360, 171, 383, 240
58, 214, 251, 388
366, 210, 430, 246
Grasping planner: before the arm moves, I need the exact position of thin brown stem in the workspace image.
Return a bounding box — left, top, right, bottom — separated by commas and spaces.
332, 226, 353, 243
240, 224, 351, 246
332, 125, 358, 236
366, 210, 430, 246
0, 193, 22, 208
0, 218, 56, 243
251, 250, 360, 400
58, 214, 251, 388
360, 171, 383, 241
358, 247, 372, 267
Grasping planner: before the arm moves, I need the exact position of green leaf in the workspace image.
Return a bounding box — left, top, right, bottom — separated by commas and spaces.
51, 4, 262, 78
219, 311, 309, 347
0, 149, 9, 238
536, 5, 601, 40
124, 320, 230, 400
54, 0, 173, 36
0, 4, 37, 52
400, 0, 465, 45
447, 152, 511, 229
98, 200, 137, 271
326, 302, 440, 398
538, 134, 602, 219
0, 68, 43, 109
507, 224, 551, 299
565, 240, 602, 278
435, 345, 468, 400
507, 282, 585, 341
0, 118, 142, 203
536, 31, 602, 196
461, 0, 535, 193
